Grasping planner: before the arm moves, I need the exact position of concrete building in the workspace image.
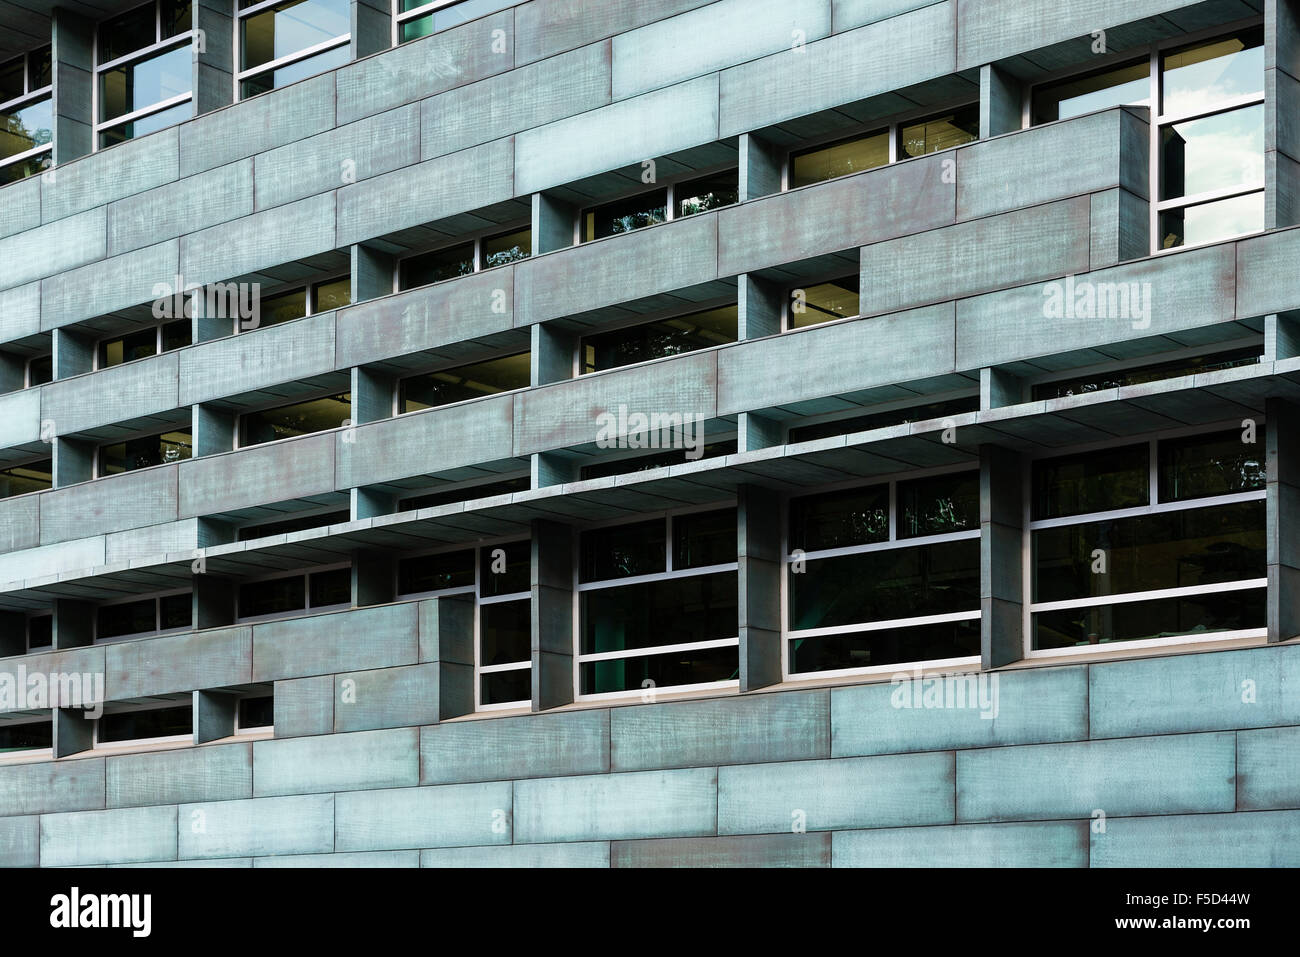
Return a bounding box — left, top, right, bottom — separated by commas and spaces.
0, 0, 1296, 868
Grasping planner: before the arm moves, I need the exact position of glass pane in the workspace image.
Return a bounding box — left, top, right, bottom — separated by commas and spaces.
581, 644, 738, 695
0, 721, 52, 752
898, 104, 980, 159
791, 130, 889, 187
161, 318, 190, 352
100, 44, 192, 122
581, 306, 737, 373
1158, 191, 1264, 249
1162, 28, 1264, 116
482, 227, 531, 268
1031, 443, 1149, 521
239, 576, 306, 617
159, 592, 191, 629
0, 150, 50, 185
788, 484, 888, 552
1034, 500, 1265, 603
399, 475, 530, 511
258, 286, 309, 327
239, 695, 273, 728
399, 13, 434, 43
480, 540, 530, 597
100, 3, 158, 63
481, 668, 531, 704
26, 354, 53, 386
675, 169, 739, 217
1033, 60, 1151, 124
580, 571, 738, 654
788, 396, 979, 444
400, 353, 529, 412
26, 615, 52, 649
580, 519, 666, 583
790, 619, 981, 674
99, 327, 157, 367
1160, 104, 1264, 201
0, 96, 52, 160
241, 0, 350, 70
425, 0, 514, 31
99, 705, 193, 743
399, 241, 475, 290
789, 277, 859, 329
1034, 587, 1265, 649
481, 599, 530, 665
0, 459, 51, 498
239, 43, 349, 97
162, 0, 193, 38
99, 430, 193, 474
578, 440, 736, 480
0, 56, 22, 101
97, 598, 157, 639
398, 549, 475, 594
1158, 429, 1266, 502
311, 277, 351, 312
308, 567, 351, 607
98, 101, 192, 147
1033, 348, 1262, 400
789, 540, 980, 630
239, 393, 350, 445
897, 471, 980, 539
29, 48, 52, 90
673, 509, 737, 570
584, 189, 668, 242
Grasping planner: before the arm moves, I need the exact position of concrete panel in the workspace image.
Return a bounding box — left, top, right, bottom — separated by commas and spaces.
40, 240, 179, 330
1091, 809, 1300, 867
0, 207, 106, 292
0, 175, 41, 241
252, 604, 419, 682
515, 75, 720, 195
1238, 227, 1300, 318
0, 494, 39, 555
106, 743, 252, 808
421, 842, 611, 867
421, 42, 612, 159
255, 850, 420, 867
611, 691, 829, 771
514, 768, 717, 843
1237, 725, 1300, 810
253, 727, 418, 796
108, 160, 254, 257
832, 821, 1088, 867
178, 793, 334, 859
0, 535, 104, 586
421, 709, 609, 785
612, 0, 831, 100
0, 815, 38, 867
718, 752, 954, 834
111, 857, 251, 868
106, 627, 252, 700
104, 518, 202, 565
39, 466, 178, 545
833, 0, 944, 31
333, 663, 442, 732
42, 352, 179, 437
274, 675, 333, 738
41, 805, 177, 866
516, 213, 718, 325
1088, 646, 1300, 738
0, 387, 41, 449
613, 832, 831, 867
334, 781, 512, 851
515, 0, 715, 65
832, 664, 1087, 756
957, 733, 1237, 822
179, 433, 334, 517
0, 282, 41, 344
0, 757, 103, 816
181, 192, 338, 288
41, 127, 179, 225
179, 313, 336, 406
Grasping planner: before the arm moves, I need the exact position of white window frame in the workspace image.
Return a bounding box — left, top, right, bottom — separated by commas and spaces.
0, 715, 54, 763
574, 163, 739, 247
92, 587, 193, 644
234, 0, 351, 101
0, 46, 53, 180
235, 562, 353, 623
93, 0, 194, 151
233, 691, 274, 733
781, 465, 984, 684
393, 220, 531, 295
94, 698, 193, 750
1022, 421, 1269, 660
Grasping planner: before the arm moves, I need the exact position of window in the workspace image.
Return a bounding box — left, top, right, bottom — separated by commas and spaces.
395, 0, 520, 44
396, 541, 531, 709
1030, 428, 1267, 651
238, 393, 351, 446
96, 0, 194, 148
238, 0, 350, 99
237, 694, 273, 731
25, 354, 52, 387
398, 474, 530, 511
579, 440, 737, 480
398, 353, 529, 413
791, 129, 890, 188
238, 565, 351, 619
246, 275, 350, 332
236, 508, 350, 541
98, 430, 193, 475
579, 509, 739, 697
897, 104, 980, 159
0, 720, 52, 753
398, 226, 530, 291
786, 472, 981, 676
98, 704, 192, 745
1032, 58, 1151, 124
1031, 347, 1263, 400
26, 614, 52, 651
97, 320, 190, 368
95, 592, 191, 640
580, 305, 737, 374
0, 46, 52, 185
0, 459, 51, 498
788, 396, 979, 445
787, 275, 860, 330
581, 169, 738, 243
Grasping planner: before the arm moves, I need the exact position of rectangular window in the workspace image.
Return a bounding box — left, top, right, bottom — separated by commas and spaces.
398, 226, 531, 290
0, 459, 51, 499
238, 0, 350, 99
236, 508, 350, 541
26, 354, 53, 387
96, 1, 194, 148
790, 130, 889, 188
397, 474, 530, 511
98, 705, 192, 744
674, 170, 739, 218
580, 306, 737, 374
0, 46, 53, 185
578, 440, 737, 481
242, 275, 349, 333
787, 276, 860, 330
1032, 348, 1262, 400
897, 104, 980, 159
580, 169, 737, 243
399, 353, 529, 413
237, 694, 274, 730
97, 320, 190, 368
579, 509, 739, 697
238, 393, 350, 446
396, 0, 516, 44
1031, 443, 1149, 521
96, 592, 192, 640
1032, 59, 1151, 124
787, 396, 979, 445
26, 614, 52, 651
0, 720, 52, 753
237, 566, 351, 619
98, 430, 193, 475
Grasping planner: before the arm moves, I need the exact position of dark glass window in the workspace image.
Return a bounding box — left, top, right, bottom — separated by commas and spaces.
1032, 59, 1150, 124
1158, 429, 1266, 502
480, 541, 530, 597
0, 56, 23, 102
309, 568, 351, 608
791, 130, 889, 187
898, 472, 980, 539
0, 459, 51, 498
97, 598, 158, 639
1033, 348, 1262, 400
0, 96, 52, 164
481, 668, 532, 705
99, 430, 193, 474
238, 695, 273, 729
482, 227, 531, 268
581, 307, 737, 373
578, 441, 736, 480
259, 287, 309, 327
99, 327, 158, 367
237, 509, 349, 542
583, 189, 668, 242
400, 354, 529, 413
240, 0, 348, 72
0, 720, 52, 752
400, 241, 475, 289
1034, 589, 1265, 650
673, 509, 736, 570
581, 645, 738, 695
675, 169, 739, 217
159, 592, 191, 629
789, 484, 889, 552
239, 394, 350, 446
239, 575, 307, 617
29, 47, 52, 89
161, 318, 190, 352
99, 705, 192, 743
788, 276, 860, 329
398, 476, 530, 511
161, 0, 193, 38
790, 619, 981, 674
398, 550, 475, 595
398, 0, 515, 41
26, 614, 52, 649
99, 3, 158, 62
1032, 444, 1149, 521
580, 520, 665, 582
239, 45, 348, 98
788, 396, 979, 444
481, 599, 530, 665
581, 571, 738, 655
898, 104, 980, 159
311, 277, 351, 313
26, 355, 52, 386
99, 102, 191, 149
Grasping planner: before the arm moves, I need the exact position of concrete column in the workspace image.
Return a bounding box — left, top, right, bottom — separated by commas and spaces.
352, 487, 395, 520
52, 598, 93, 649
52, 327, 93, 379
738, 484, 782, 690
51, 9, 93, 165
418, 596, 474, 720
193, 404, 235, 456
0, 613, 24, 657
981, 444, 1024, 668
1266, 313, 1300, 360
981, 366, 1024, 409
532, 451, 577, 488
194, 689, 236, 743
52, 437, 93, 487
1267, 0, 1300, 228
352, 0, 392, 60
193, 575, 235, 630
1267, 398, 1300, 642
53, 708, 93, 758
351, 366, 393, 424
194, 0, 235, 115
738, 412, 782, 453
532, 192, 576, 253
531, 323, 575, 386
353, 550, 395, 607
531, 519, 573, 711
352, 243, 395, 304
738, 131, 783, 199
979, 63, 1023, 138
737, 273, 782, 340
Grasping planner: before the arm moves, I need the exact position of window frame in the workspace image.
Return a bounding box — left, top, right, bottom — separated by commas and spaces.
234, 387, 352, 450
235, 0, 352, 101
234, 561, 353, 623
574, 163, 740, 246
0, 46, 54, 181
0, 715, 55, 762
0, 455, 53, 500
394, 347, 532, 417
93, 698, 194, 750
781, 269, 862, 331
91, 587, 193, 644
576, 296, 740, 376
1026, 338, 1264, 401
23, 353, 52, 388
783, 389, 980, 446
396, 471, 532, 512
394, 220, 531, 294
93, 319, 190, 371
392, 0, 512, 46
234, 273, 351, 336
93, 0, 195, 150
94, 423, 194, 478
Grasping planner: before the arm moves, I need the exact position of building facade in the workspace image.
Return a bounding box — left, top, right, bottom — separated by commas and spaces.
0, 0, 1297, 867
